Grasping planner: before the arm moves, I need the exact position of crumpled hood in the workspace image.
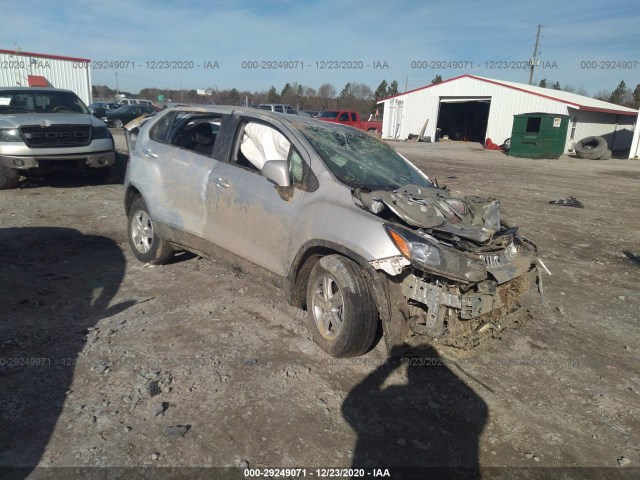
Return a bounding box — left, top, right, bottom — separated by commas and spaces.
356, 184, 502, 244
0, 113, 98, 129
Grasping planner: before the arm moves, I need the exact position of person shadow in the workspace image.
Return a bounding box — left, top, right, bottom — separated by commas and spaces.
0, 227, 133, 478
342, 345, 488, 479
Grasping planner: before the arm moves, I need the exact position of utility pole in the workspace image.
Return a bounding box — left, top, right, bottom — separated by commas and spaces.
405, 76, 408, 92
528, 24, 542, 85
115, 72, 119, 97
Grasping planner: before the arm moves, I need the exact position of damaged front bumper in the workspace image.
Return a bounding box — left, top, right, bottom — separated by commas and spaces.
393, 266, 540, 349
373, 235, 542, 351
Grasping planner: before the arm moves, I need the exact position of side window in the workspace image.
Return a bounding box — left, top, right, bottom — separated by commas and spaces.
286, 107, 296, 114
338, 112, 349, 121
234, 121, 290, 173
351, 113, 357, 121
149, 111, 177, 143
169, 113, 222, 157
274, 105, 284, 113
232, 121, 310, 188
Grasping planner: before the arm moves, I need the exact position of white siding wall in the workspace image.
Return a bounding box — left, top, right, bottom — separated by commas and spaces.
628, 112, 640, 158
380, 76, 635, 153
569, 110, 636, 151
0, 52, 92, 105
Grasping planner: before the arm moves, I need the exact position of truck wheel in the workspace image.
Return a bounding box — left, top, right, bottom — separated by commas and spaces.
0, 166, 19, 190
306, 255, 378, 357
127, 198, 173, 264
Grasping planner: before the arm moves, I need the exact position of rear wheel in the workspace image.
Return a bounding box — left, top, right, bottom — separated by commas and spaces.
113, 119, 124, 129
127, 198, 173, 264
0, 166, 19, 190
306, 255, 378, 357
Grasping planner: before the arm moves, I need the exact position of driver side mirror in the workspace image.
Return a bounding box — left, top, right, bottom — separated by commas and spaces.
262, 160, 290, 187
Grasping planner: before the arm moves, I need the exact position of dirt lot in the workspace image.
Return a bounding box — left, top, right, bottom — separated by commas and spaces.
1, 132, 639, 478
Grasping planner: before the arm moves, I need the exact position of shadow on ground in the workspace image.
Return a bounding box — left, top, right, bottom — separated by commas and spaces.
0, 227, 132, 474
342, 346, 487, 478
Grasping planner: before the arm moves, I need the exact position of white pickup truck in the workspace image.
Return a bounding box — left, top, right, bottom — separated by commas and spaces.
0, 87, 115, 189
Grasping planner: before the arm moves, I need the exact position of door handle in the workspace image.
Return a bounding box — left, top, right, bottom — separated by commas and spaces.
215, 177, 230, 188
143, 148, 158, 158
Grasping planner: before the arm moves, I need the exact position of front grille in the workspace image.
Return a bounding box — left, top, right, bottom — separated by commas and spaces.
20, 125, 91, 148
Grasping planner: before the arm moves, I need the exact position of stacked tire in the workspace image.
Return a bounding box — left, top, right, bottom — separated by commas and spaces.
575, 136, 611, 160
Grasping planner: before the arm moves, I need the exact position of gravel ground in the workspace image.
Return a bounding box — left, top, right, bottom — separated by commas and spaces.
1, 131, 638, 478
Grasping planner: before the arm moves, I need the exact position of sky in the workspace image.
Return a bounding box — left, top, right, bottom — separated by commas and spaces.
4, 0, 640, 97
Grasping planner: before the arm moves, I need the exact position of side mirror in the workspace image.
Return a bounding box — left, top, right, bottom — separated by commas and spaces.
262, 160, 290, 187
93, 108, 106, 118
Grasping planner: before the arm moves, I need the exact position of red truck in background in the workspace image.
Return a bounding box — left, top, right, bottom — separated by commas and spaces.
316, 110, 382, 134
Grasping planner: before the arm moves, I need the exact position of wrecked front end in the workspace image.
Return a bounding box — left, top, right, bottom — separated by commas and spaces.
357, 184, 543, 350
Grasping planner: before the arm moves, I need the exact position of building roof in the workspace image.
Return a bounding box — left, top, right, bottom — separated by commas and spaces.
0, 48, 90, 63
378, 74, 638, 116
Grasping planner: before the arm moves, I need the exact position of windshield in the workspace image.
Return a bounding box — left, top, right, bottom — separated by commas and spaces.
317, 111, 339, 119
301, 123, 433, 190
0, 90, 89, 114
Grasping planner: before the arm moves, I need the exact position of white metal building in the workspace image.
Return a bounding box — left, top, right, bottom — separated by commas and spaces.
630, 111, 640, 159
0, 48, 92, 105
378, 74, 638, 153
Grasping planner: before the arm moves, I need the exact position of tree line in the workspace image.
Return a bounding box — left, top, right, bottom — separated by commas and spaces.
92, 76, 640, 113
537, 79, 640, 108
92, 79, 404, 115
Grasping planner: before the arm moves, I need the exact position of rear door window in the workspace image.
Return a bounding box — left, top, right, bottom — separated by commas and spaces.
149, 111, 177, 143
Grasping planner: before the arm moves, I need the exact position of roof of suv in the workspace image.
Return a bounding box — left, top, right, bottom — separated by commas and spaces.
159, 105, 353, 132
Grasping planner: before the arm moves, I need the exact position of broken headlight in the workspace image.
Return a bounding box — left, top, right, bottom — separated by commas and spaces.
385, 224, 487, 282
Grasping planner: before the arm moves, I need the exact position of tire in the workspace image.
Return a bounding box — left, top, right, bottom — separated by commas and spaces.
127, 198, 173, 264
113, 119, 124, 129
306, 255, 378, 357
598, 150, 612, 160
575, 136, 607, 159
0, 166, 19, 190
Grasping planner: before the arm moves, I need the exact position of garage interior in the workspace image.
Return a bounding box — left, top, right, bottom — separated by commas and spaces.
436, 98, 491, 142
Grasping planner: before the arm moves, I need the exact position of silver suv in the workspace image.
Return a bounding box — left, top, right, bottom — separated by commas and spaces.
124, 106, 541, 357
0, 87, 115, 189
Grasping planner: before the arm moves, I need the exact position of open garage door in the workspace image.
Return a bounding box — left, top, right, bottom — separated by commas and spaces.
436, 97, 491, 142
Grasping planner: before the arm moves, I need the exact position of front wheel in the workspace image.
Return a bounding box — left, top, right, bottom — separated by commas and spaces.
0, 166, 19, 190
127, 198, 173, 264
113, 119, 124, 129
306, 255, 378, 357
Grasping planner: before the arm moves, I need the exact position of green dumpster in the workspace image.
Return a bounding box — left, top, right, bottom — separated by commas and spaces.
508, 113, 569, 159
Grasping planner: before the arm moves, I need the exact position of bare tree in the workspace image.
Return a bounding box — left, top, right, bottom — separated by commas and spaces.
318, 83, 337, 99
